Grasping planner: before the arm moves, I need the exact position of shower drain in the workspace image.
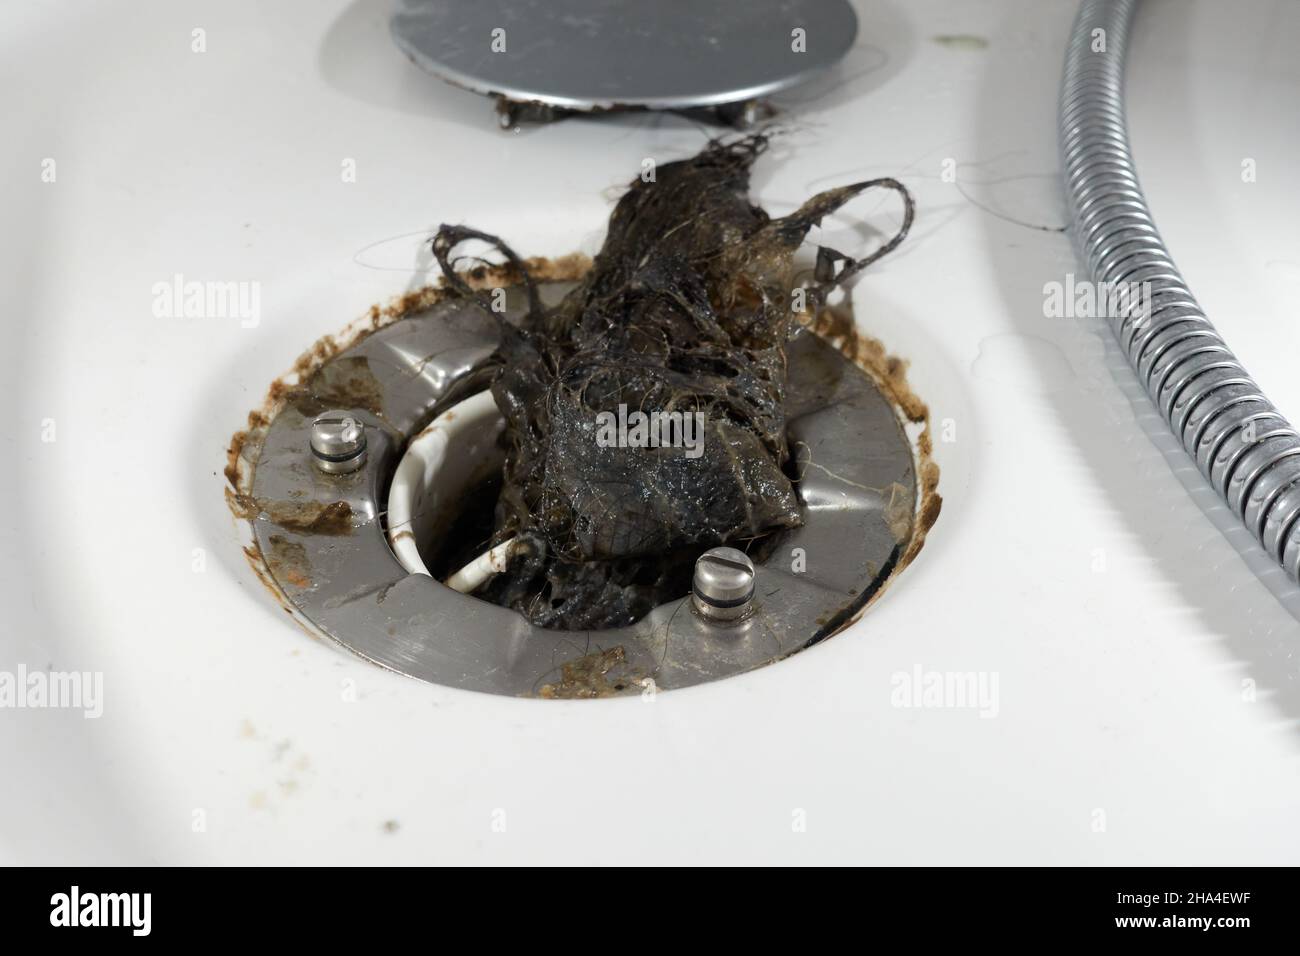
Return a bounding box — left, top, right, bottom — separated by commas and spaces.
232, 279, 934, 697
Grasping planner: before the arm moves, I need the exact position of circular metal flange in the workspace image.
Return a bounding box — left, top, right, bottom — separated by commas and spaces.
247, 284, 917, 697
390, 0, 859, 114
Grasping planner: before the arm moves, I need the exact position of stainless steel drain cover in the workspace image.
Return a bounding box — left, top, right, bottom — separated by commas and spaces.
390, 0, 859, 123
232, 278, 932, 698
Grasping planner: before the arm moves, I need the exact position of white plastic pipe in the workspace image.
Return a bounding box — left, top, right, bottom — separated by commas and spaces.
386, 389, 514, 591
443, 537, 519, 593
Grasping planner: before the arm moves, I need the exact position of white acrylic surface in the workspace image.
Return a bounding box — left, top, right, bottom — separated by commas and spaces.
3, 0, 1299, 863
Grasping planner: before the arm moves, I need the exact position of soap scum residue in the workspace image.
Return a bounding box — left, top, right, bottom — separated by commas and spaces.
536, 646, 633, 700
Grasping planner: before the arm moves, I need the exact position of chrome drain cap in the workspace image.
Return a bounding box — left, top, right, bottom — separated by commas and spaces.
390, 0, 858, 123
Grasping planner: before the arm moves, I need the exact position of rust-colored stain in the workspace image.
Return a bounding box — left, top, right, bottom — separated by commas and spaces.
264, 500, 353, 536
278, 355, 385, 420
537, 646, 635, 699
265, 535, 312, 590
227, 492, 353, 536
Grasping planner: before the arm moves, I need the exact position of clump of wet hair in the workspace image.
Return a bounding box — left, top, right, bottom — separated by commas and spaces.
431, 134, 913, 629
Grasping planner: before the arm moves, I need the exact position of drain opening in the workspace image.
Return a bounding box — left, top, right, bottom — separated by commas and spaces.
384, 387, 790, 627
423, 473, 502, 581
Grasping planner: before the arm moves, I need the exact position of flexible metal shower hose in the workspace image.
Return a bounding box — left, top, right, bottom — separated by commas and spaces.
1060, 0, 1300, 581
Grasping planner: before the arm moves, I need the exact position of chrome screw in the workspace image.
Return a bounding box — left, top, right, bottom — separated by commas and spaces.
310, 410, 367, 475
692, 547, 755, 623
